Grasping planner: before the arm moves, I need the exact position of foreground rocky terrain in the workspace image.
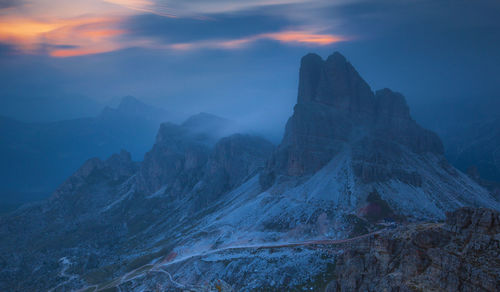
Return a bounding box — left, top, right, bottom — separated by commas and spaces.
0, 52, 499, 291
327, 207, 500, 292
154, 207, 500, 292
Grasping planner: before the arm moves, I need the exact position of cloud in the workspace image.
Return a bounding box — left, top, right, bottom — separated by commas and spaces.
103, 0, 177, 17
118, 5, 347, 52
0, 0, 362, 57
263, 31, 345, 45
0, 0, 22, 9
165, 30, 345, 51
123, 13, 292, 42
105, 0, 325, 17
0, 16, 128, 56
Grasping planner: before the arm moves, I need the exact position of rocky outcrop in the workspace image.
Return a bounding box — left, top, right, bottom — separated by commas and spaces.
195, 134, 274, 206
136, 120, 270, 200
372, 88, 443, 155
259, 52, 496, 221
326, 207, 500, 291
52, 149, 138, 199
136, 122, 211, 195
210, 134, 274, 189
262, 52, 443, 184
297, 52, 375, 112
136, 112, 241, 195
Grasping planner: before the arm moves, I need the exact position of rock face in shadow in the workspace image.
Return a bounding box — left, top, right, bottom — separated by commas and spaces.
196, 134, 275, 206
136, 121, 274, 202
136, 122, 211, 196
51, 149, 138, 200
263, 52, 443, 182
326, 207, 500, 292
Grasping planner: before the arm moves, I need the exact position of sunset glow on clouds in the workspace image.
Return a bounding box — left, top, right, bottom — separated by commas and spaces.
0, 0, 347, 57
0, 16, 127, 56
264, 31, 345, 45
166, 30, 345, 51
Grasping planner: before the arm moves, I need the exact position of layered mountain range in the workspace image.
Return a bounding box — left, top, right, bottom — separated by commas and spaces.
0, 96, 185, 213
0, 52, 498, 291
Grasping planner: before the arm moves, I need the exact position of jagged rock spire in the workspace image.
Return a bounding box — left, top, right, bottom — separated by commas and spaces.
262, 52, 444, 185
297, 52, 374, 114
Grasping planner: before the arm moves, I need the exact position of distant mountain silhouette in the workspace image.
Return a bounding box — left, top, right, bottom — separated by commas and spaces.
0, 96, 184, 212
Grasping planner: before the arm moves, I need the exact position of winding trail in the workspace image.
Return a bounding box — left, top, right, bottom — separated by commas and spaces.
91, 229, 386, 291
157, 228, 386, 268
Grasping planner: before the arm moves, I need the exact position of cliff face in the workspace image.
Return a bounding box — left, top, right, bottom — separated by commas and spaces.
326, 207, 500, 292
264, 52, 442, 180
136, 122, 211, 195
136, 121, 273, 204
260, 52, 493, 221
196, 134, 274, 206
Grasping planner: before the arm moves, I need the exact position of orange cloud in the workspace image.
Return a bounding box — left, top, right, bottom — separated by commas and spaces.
0, 16, 127, 56
167, 30, 345, 51
50, 47, 116, 58
169, 43, 195, 50
167, 38, 254, 51
0, 18, 57, 52
219, 38, 256, 49
263, 31, 345, 45
0, 8, 345, 57
103, 0, 177, 18
0, 19, 58, 38
0, 0, 349, 57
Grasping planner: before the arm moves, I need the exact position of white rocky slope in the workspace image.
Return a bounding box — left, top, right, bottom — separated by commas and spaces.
84, 152, 497, 290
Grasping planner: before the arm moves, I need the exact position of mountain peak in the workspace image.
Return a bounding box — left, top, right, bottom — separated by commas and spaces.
327, 51, 347, 62
297, 51, 374, 113
116, 96, 150, 112
298, 53, 324, 103
180, 112, 239, 145
98, 95, 182, 124
374, 88, 410, 119
181, 112, 230, 128
263, 52, 444, 180
119, 95, 142, 105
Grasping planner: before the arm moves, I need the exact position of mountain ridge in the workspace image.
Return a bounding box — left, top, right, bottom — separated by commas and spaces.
0, 96, 182, 213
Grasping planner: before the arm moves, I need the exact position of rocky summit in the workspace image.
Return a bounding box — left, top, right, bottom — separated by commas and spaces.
265, 53, 442, 178
0, 52, 499, 291
262, 52, 496, 220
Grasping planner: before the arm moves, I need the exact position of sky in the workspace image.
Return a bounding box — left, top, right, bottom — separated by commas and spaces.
1, 0, 500, 137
